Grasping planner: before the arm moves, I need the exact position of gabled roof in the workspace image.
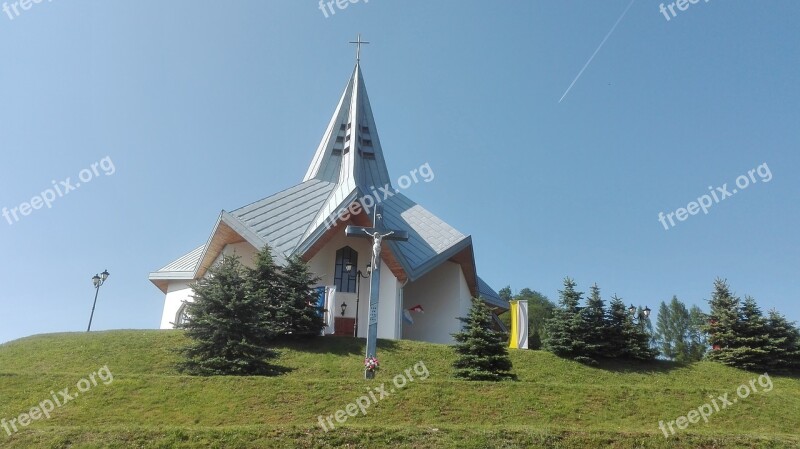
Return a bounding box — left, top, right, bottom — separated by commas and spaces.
149, 61, 506, 309
230, 179, 337, 260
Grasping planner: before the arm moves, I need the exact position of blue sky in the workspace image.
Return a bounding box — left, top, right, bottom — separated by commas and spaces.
0, 1, 797, 343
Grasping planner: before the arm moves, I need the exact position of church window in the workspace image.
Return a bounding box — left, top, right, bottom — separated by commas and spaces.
334, 246, 358, 293
175, 303, 190, 326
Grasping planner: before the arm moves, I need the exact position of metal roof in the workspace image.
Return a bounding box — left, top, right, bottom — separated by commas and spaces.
156, 245, 204, 273
478, 276, 508, 309
230, 179, 336, 259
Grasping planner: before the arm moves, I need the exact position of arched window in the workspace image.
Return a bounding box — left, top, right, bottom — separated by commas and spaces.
334, 246, 358, 293
175, 302, 190, 327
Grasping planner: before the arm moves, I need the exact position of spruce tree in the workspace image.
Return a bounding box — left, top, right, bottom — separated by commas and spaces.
766, 310, 800, 372
733, 296, 771, 370
452, 297, 514, 381
280, 255, 325, 338
703, 279, 742, 366
246, 245, 284, 337
605, 295, 631, 358
581, 284, 609, 360
544, 278, 586, 360
178, 254, 278, 376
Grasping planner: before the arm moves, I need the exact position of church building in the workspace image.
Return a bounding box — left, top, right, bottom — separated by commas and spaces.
149, 53, 507, 344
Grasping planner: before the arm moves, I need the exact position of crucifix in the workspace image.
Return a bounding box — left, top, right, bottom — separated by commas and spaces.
349, 33, 370, 62
345, 205, 408, 379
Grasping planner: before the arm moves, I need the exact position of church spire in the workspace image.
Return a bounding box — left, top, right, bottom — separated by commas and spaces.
303, 37, 392, 193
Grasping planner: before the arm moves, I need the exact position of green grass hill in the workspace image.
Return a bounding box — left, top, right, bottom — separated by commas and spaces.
0, 330, 798, 448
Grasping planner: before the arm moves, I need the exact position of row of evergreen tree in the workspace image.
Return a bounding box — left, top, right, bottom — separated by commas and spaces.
178, 247, 324, 376
704, 279, 800, 372
544, 278, 657, 365
529, 277, 800, 372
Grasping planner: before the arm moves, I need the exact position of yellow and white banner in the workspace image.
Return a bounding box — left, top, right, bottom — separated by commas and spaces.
509, 300, 528, 349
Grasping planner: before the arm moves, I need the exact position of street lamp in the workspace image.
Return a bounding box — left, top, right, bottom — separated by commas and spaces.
628, 303, 651, 327
345, 261, 371, 337
341, 301, 348, 316
87, 269, 110, 332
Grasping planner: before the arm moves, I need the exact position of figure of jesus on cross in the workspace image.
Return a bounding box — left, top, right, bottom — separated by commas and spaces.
364, 229, 393, 270
345, 205, 408, 379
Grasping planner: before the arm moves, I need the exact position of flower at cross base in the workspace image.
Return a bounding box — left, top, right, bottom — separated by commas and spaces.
364, 356, 379, 372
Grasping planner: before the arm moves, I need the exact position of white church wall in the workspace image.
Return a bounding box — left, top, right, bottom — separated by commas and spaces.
159, 281, 193, 329
402, 261, 472, 345
307, 231, 375, 338
214, 242, 258, 268
306, 230, 403, 340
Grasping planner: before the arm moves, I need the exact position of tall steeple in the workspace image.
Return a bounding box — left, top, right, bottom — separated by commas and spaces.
303, 39, 392, 193
300, 36, 396, 243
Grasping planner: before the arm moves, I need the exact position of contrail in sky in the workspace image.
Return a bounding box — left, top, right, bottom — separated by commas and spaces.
559, 0, 637, 103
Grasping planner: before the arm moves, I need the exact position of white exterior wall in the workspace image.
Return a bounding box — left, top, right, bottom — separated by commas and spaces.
306, 231, 399, 340
215, 242, 258, 268
402, 261, 472, 345
159, 281, 193, 329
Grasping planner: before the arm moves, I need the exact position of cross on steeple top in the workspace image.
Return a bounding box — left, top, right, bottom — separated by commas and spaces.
349, 34, 370, 62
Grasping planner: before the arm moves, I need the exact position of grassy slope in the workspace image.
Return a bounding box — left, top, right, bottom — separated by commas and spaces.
0, 330, 798, 448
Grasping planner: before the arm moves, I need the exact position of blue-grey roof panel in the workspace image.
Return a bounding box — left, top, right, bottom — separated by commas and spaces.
155, 245, 204, 273
231, 179, 336, 257
379, 192, 467, 275
478, 276, 508, 309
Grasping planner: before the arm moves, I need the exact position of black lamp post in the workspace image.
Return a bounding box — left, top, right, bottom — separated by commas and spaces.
345, 261, 371, 337
87, 269, 110, 332
628, 304, 651, 327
